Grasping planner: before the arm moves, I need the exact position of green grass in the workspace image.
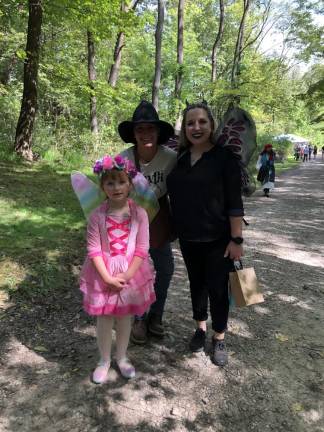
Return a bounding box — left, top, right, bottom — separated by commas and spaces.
0, 160, 86, 299
274, 156, 300, 175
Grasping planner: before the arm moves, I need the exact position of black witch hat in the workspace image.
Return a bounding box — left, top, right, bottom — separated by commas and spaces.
118, 100, 174, 145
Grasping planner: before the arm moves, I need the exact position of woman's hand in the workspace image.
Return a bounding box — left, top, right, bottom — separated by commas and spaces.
224, 242, 244, 261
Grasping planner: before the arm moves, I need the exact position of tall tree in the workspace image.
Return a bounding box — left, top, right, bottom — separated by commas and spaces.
108, 0, 140, 87
287, 0, 324, 61
231, 0, 250, 97
174, 0, 184, 132
152, 0, 165, 110
87, 30, 99, 134
211, 0, 225, 82
14, 0, 43, 160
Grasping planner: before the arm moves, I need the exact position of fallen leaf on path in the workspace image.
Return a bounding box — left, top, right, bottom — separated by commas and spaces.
275, 333, 289, 342
34, 345, 48, 352
292, 403, 303, 412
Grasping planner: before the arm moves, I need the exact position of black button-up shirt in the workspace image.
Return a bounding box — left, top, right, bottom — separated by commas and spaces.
166, 146, 244, 242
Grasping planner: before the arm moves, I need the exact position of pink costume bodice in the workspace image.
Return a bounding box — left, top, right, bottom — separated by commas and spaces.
106, 215, 130, 256
106, 214, 131, 275
79, 200, 156, 316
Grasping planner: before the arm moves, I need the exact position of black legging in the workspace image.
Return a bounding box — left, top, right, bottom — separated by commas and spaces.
179, 239, 232, 333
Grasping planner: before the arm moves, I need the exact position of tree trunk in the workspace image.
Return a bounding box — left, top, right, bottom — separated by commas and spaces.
152, 0, 165, 110
108, 31, 125, 87
14, 0, 42, 161
231, 0, 250, 90
107, 0, 140, 86
211, 0, 225, 82
175, 0, 184, 99
174, 0, 184, 133
87, 30, 99, 134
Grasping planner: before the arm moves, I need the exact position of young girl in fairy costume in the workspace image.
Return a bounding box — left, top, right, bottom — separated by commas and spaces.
79, 155, 155, 383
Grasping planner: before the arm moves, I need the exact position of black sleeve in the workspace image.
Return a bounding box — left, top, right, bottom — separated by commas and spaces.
223, 151, 244, 217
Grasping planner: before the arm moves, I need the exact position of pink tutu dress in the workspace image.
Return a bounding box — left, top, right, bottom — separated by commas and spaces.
80, 200, 155, 316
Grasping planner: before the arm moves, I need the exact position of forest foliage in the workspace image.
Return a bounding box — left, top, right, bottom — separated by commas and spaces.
0, 0, 323, 165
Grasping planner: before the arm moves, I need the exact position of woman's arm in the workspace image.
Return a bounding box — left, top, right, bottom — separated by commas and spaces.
224, 216, 244, 261
223, 154, 244, 261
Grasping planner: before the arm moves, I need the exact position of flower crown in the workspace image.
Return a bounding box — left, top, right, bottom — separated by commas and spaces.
93, 155, 137, 179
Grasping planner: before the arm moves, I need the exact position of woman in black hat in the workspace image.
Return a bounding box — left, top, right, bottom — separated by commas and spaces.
118, 100, 177, 344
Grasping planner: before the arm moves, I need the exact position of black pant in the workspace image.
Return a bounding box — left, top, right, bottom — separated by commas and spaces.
179, 239, 232, 333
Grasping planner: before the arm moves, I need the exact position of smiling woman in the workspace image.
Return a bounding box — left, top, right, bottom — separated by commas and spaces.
118, 100, 177, 345
167, 101, 244, 367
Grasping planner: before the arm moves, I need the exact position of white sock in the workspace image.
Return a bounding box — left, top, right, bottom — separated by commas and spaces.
115, 315, 132, 361
96, 316, 113, 364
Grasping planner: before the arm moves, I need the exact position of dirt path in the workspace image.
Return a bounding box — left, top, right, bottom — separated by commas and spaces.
1, 159, 323, 432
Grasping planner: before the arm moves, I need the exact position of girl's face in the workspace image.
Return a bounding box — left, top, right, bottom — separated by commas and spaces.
185, 108, 213, 147
101, 171, 131, 204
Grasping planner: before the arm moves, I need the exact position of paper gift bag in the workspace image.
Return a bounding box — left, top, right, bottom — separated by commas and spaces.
229, 264, 264, 307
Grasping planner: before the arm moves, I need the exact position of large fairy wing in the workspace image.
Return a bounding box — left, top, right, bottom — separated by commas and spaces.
215, 106, 257, 166
71, 171, 159, 222
130, 171, 160, 222
71, 171, 105, 220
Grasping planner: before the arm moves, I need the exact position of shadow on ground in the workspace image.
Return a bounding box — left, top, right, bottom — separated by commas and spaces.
0, 160, 323, 431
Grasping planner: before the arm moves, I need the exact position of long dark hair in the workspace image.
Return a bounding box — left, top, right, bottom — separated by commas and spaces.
178, 102, 217, 154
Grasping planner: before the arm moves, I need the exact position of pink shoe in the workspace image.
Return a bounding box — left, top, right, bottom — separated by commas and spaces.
117, 358, 135, 379
92, 362, 110, 384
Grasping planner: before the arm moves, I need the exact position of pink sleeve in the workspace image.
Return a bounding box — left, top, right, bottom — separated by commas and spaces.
134, 207, 150, 258
86, 211, 103, 258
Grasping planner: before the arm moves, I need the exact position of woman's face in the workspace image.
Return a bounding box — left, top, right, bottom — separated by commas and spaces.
134, 123, 159, 151
185, 108, 213, 147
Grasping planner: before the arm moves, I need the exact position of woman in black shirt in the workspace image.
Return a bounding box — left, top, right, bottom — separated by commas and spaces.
167, 102, 244, 366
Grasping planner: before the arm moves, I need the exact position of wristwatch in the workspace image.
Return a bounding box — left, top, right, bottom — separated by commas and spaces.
231, 236, 244, 245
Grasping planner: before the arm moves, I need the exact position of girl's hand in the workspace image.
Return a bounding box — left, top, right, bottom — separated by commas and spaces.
116, 271, 133, 282
107, 276, 126, 292
224, 242, 244, 261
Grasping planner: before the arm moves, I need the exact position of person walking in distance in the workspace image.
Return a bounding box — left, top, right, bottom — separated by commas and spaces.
256, 144, 276, 197
313, 145, 317, 159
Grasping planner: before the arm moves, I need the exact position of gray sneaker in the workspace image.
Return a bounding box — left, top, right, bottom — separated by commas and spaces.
130, 319, 148, 345
212, 338, 228, 367
147, 313, 164, 337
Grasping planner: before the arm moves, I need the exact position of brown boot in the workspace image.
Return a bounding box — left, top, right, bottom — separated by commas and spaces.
130, 319, 148, 345
147, 313, 164, 337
